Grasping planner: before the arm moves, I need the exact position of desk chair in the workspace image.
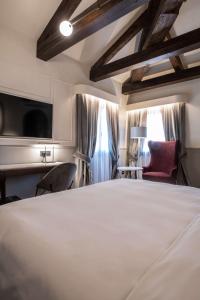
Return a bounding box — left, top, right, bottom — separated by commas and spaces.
36, 163, 76, 196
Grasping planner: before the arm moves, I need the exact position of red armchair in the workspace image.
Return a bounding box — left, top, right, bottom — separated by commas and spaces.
143, 141, 178, 184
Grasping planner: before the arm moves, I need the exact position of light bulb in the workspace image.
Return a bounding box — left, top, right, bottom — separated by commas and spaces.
59, 21, 73, 37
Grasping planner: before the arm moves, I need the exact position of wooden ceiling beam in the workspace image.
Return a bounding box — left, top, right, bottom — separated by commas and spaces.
92, 10, 148, 69
127, 0, 184, 87
128, 30, 184, 84
38, 0, 81, 45
139, 0, 184, 50
90, 28, 200, 81
138, 0, 167, 51
37, 0, 149, 61
129, 0, 167, 86
166, 32, 184, 71
123, 65, 150, 83
122, 65, 200, 94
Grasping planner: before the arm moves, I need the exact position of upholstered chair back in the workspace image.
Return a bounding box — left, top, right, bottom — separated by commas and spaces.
148, 140, 178, 174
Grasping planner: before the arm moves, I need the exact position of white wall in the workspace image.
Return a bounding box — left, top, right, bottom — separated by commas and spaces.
128, 78, 200, 148
0, 25, 121, 198
0, 25, 118, 96
0, 25, 120, 146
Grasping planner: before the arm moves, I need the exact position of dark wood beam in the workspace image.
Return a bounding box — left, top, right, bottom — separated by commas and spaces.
166, 32, 184, 71
128, 30, 184, 84
131, 65, 150, 81
124, 65, 150, 84
128, 0, 184, 85
139, 0, 184, 50
90, 28, 200, 81
122, 65, 200, 94
38, 0, 82, 45
139, 0, 167, 51
129, 0, 166, 85
37, 0, 149, 61
92, 10, 148, 69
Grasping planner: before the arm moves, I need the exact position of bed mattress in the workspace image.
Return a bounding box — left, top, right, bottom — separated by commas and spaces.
0, 179, 200, 300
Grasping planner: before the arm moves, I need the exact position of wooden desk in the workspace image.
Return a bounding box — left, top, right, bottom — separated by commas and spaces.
0, 162, 63, 204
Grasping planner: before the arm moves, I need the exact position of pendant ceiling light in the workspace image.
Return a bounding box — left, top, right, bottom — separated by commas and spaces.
59, 21, 73, 37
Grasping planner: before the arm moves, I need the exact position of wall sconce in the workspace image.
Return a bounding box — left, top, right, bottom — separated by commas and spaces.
34, 143, 60, 163
40, 149, 51, 163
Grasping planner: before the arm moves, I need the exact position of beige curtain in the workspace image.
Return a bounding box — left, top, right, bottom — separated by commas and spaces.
106, 102, 119, 179
161, 102, 190, 185
74, 94, 99, 187
127, 109, 147, 166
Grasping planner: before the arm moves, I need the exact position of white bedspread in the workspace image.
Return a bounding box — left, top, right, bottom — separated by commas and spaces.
0, 179, 200, 300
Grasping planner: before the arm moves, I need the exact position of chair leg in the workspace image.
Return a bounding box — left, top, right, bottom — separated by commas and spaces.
68, 181, 73, 190
35, 186, 39, 196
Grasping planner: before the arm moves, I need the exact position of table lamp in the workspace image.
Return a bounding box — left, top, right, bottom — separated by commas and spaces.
130, 126, 147, 166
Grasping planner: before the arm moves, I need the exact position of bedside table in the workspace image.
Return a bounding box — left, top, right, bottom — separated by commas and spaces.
117, 166, 143, 179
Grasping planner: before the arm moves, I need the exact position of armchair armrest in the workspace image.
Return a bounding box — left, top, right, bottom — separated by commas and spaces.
143, 166, 151, 173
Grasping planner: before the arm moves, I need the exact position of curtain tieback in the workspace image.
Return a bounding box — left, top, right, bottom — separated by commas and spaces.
112, 155, 119, 164
73, 152, 91, 164
128, 152, 137, 162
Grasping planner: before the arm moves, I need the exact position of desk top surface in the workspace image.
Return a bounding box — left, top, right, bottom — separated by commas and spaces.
0, 162, 63, 172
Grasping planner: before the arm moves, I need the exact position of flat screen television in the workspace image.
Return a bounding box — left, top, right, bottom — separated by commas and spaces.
0, 92, 53, 139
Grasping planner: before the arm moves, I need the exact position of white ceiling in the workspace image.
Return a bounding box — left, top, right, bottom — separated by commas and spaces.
63, 6, 144, 65
0, 0, 97, 40
0, 0, 61, 40
0, 0, 199, 82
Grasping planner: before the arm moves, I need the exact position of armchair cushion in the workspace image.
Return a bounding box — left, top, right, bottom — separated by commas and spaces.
143, 171, 171, 178
143, 171, 176, 184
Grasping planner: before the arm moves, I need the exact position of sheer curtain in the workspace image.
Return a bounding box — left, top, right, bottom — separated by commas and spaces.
143, 106, 165, 166
91, 100, 111, 183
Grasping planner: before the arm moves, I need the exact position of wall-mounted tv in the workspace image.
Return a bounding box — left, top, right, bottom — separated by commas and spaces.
0, 92, 53, 139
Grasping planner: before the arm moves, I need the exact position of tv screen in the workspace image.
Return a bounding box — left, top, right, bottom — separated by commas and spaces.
0, 92, 53, 138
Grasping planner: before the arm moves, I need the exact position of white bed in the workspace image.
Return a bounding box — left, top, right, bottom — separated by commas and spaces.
0, 179, 200, 300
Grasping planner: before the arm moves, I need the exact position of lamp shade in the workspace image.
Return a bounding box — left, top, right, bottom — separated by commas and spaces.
130, 126, 147, 139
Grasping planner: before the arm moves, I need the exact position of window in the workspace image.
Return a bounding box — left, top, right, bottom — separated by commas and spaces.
143, 106, 165, 153
91, 100, 111, 183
